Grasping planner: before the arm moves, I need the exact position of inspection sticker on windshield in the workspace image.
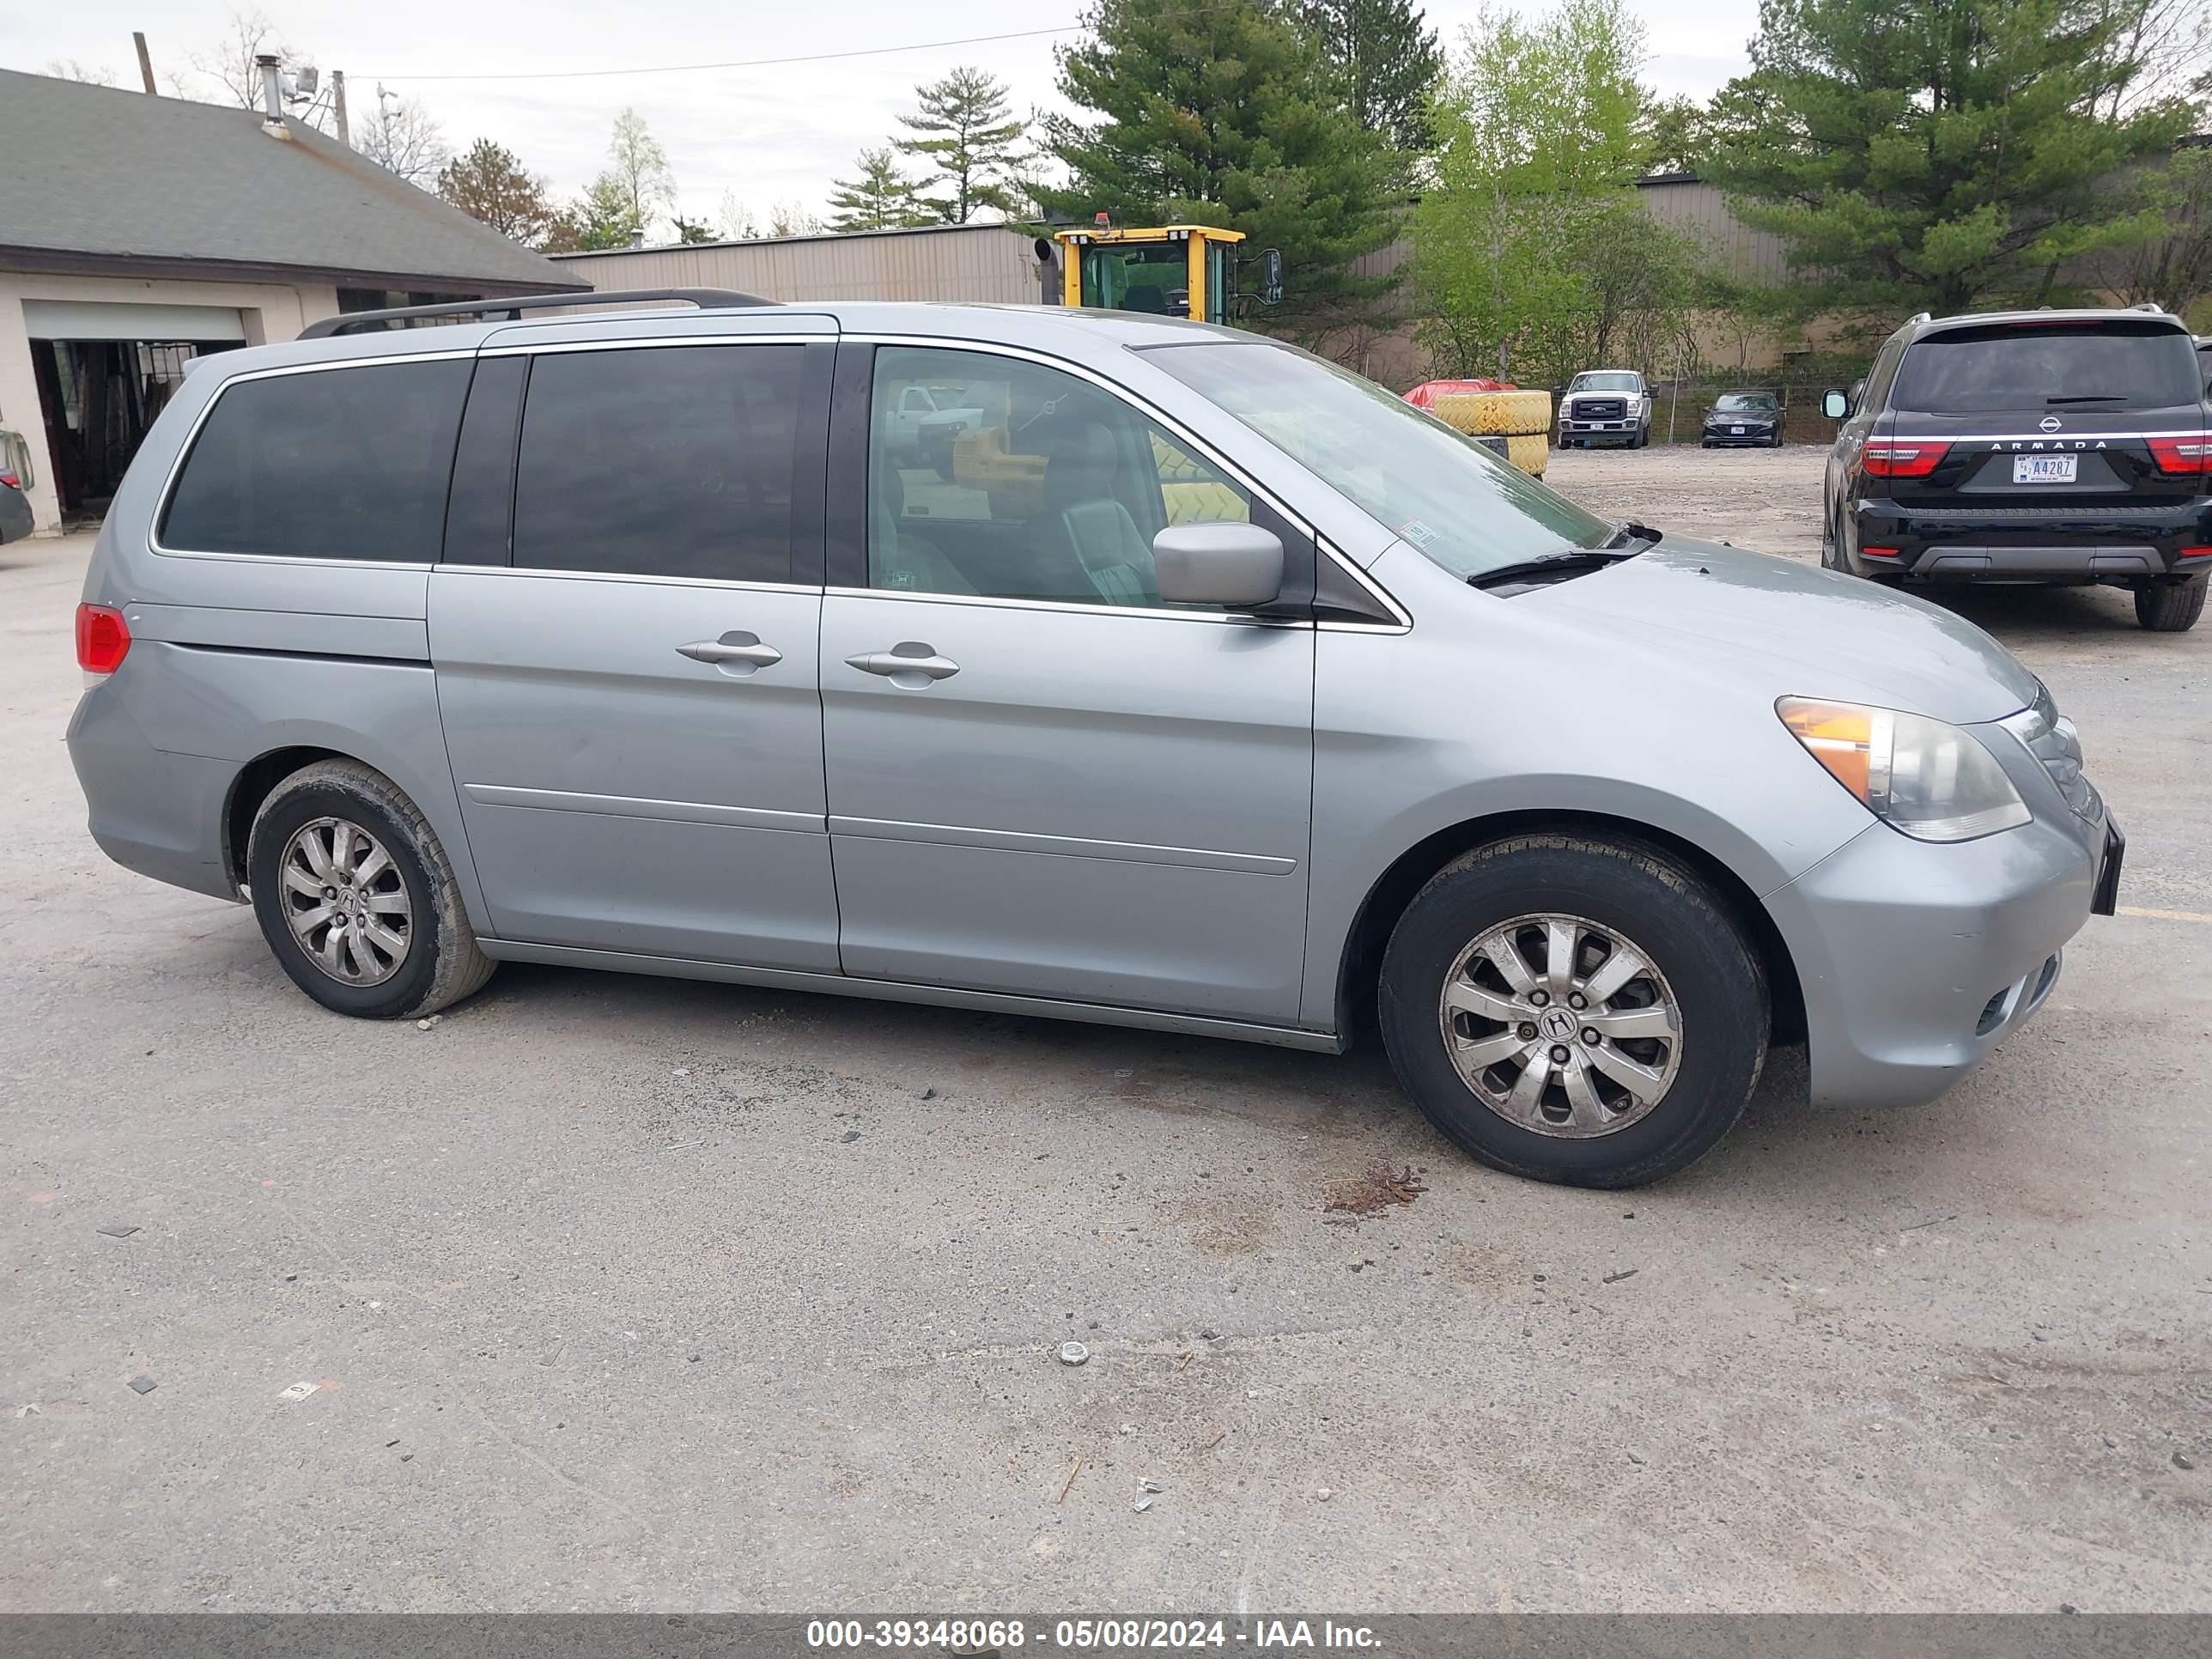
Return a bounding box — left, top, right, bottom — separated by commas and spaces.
1401, 520, 1440, 549
2014, 454, 2077, 484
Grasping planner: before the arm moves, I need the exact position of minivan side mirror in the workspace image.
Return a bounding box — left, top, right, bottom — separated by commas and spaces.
1153, 522, 1284, 608
1821, 388, 1850, 420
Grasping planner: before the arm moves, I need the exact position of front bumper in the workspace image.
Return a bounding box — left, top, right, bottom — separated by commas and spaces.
1702, 426, 1778, 446
1853, 496, 2212, 579
1765, 805, 2106, 1109
1560, 412, 1640, 443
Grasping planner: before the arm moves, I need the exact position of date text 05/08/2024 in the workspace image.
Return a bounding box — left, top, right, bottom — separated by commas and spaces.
805, 1619, 1383, 1650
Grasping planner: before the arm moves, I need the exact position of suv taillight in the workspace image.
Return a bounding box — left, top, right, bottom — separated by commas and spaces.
1862, 440, 1950, 478
76, 604, 131, 678
2147, 436, 2212, 475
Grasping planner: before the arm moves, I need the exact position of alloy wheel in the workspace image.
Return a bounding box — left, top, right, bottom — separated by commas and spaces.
277, 816, 413, 987
1436, 913, 1682, 1138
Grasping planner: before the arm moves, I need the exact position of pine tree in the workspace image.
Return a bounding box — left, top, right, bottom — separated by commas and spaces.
1299, 0, 1442, 152
827, 148, 931, 232
568, 174, 643, 250
1703, 0, 2196, 315
1037, 0, 1396, 331
895, 66, 1028, 223
437, 139, 556, 246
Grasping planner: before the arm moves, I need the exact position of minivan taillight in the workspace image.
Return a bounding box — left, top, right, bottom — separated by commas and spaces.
1862, 440, 1950, 478
2146, 436, 2212, 475
76, 604, 131, 678
0, 471, 19, 489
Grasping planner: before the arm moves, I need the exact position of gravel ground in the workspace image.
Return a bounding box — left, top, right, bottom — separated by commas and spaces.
4, 448, 2208, 1613
1547, 443, 1826, 563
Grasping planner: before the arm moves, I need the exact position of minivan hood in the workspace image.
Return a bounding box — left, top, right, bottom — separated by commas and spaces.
1519, 537, 2039, 724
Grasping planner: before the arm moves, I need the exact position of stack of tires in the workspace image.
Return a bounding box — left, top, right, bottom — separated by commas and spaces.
1431, 391, 1553, 478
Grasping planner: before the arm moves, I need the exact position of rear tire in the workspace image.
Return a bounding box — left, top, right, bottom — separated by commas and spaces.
1377, 835, 1767, 1188
2136, 575, 2206, 632
247, 759, 495, 1020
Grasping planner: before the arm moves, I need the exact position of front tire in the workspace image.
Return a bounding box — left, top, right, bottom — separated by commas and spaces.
247, 759, 495, 1019
1377, 835, 1767, 1188
2136, 575, 2206, 632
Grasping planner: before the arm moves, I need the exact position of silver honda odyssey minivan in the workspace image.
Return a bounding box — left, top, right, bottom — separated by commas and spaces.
67, 292, 2122, 1187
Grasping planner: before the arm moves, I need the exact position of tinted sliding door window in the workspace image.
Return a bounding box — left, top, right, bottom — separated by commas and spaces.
160, 358, 471, 562
513, 343, 805, 582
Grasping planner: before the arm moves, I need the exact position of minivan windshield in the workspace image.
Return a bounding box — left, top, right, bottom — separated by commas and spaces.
1569, 372, 1639, 392
1893, 322, 2201, 411
1147, 341, 1612, 580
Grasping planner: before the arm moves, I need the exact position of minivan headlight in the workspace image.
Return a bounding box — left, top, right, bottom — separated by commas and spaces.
1778, 697, 2031, 842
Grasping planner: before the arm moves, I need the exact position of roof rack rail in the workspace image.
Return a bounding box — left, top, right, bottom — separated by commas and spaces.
2128, 300, 2166, 313
1906, 311, 1933, 325
298, 288, 776, 340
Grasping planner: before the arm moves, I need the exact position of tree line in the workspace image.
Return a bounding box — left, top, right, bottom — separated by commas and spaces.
99, 1, 2212, 370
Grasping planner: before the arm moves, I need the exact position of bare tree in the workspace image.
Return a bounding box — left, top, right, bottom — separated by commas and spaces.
768, 201, 824, 238
358, 86, 450, 185
46, 58, 118, 85
185, 9, 335, 132
717, 190, 760, 240
2087, 0, 2212, 117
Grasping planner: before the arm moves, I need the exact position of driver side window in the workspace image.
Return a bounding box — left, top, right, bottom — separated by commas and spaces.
866, 345, 1250, 610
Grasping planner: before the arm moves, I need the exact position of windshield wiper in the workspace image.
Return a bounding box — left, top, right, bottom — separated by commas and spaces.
1605, 520, 1662, 550
1467, 549, 1632, 591
2045, 394, 2128, 404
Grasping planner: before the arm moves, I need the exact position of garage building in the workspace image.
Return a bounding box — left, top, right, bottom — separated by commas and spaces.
0, 68, 584, 536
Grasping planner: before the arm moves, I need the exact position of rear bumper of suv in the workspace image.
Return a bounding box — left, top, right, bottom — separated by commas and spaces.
1853, 496, 2212, 580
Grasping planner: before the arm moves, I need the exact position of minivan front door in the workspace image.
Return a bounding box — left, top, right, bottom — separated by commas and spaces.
431, 334, 840, 968
818, 343, 1316, 1024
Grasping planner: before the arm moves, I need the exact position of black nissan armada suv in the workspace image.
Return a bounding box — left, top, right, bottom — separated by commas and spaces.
1820, 306, 2211, 632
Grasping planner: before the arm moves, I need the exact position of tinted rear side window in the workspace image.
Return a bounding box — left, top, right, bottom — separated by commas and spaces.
441, 356, 526, 566
1893, 323, 2199, 412
161, 358, 471, 561
513, 343, 805, 582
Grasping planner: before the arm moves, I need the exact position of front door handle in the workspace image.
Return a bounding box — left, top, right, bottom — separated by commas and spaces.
845, 645, 961, 684
678, 631, 782, 672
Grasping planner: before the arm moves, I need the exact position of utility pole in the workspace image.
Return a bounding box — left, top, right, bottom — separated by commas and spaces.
132, 30, 155, 95
331, 70, 349, 145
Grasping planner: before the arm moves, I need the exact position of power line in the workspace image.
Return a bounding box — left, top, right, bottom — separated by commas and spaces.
368, 23, 1076, 84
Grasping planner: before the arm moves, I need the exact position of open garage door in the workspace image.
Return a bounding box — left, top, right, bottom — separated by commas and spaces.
23, 302, 246, 527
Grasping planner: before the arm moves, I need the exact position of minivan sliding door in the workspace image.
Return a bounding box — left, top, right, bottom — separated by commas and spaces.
429, 332, 840, 968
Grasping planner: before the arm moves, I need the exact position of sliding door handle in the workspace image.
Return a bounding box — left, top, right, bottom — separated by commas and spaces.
678, 632, 782, 671
845, 647, 960, 683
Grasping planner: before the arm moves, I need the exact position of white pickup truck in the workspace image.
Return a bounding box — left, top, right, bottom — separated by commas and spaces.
1557, 369, 1652, 449
887, 384, 988, 476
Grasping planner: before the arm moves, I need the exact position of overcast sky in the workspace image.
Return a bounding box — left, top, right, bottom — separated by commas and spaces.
13, 3, 1759, 234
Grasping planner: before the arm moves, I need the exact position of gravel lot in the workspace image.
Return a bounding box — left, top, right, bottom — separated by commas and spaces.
4, 445, 2208, 1613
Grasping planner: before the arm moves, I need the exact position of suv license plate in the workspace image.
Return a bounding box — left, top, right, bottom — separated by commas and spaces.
2014, 454, 2077, 484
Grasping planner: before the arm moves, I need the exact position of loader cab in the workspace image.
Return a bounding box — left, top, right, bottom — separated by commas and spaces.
1055, 222, 1248, 325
